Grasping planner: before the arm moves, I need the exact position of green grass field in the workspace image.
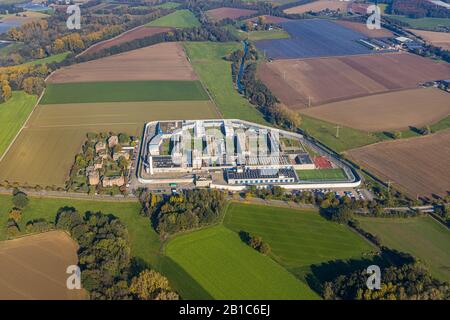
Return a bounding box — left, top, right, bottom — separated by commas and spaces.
146, 10, 200, 28
23, 52, 70, 67
184, 42, 267, 124
224, 203, 373, 279
300, 115, 385, 152
357, 216, 450, 282
0, 194, 161, 267
40, 80, 210, 104
165, 225, 319, 299
246, 29, 290, 41
387, 15, 450, 30
0, 91, 37, 158
153, 2, 180, 9
296, 168, 348, 181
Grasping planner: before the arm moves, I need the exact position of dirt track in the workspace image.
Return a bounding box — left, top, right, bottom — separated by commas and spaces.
258, 52, 450, 108
301, 88, 450, 132
347, 130, 450, 198
80, 26, 171, 57
0, 231, 86, 300
48, 42, 198, 83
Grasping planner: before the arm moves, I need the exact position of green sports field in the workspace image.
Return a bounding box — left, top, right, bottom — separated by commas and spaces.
0, 91, 37, 158
184, 42, 267, 124
40, 80, 209, 104
296, 168, 348, 181
165, 225, 319, 299
357, 216, 450, 282
224, 203, 373, 279
146, 10, 200, 28
0, 195, 161, 267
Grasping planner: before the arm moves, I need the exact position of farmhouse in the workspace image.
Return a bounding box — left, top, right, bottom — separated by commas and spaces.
102, 175, 125, 187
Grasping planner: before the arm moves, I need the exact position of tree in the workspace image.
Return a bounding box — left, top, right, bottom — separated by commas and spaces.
330, 206, 353, 224
9, 209, 22, 223
259, 242, 271, 255
12, 191, 29, 209
129, 269, 179, 300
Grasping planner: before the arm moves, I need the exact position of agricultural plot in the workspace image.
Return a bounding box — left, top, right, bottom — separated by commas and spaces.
0, 91, 37, 158
301, 88, 450, 132
357, 216, 450, 282
246, 29, 290, 41
284, 0, 349, 14
41, 80, 209, 104
387, 16, 450, 30
0, 231, 85, 300
184, 42, 266, 124
48, 43, 197, 83
205, 7, 257, 21
224, 203, 373, 279
80, 26, 172, 57
244, 15, 291, 24
258, 52, 450, 108
408, 29, 450, 51
165, 225, 319, 299
0, 101, 217, 186
347, 130, 450, 198
146, 10, 200, 28
255, 19, 371, 60
335, 20, 394, 38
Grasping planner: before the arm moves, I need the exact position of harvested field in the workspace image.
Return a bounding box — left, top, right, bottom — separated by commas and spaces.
0, 231, 86, 300
284, 0, 349, 14
0, 101, 218, 186
245, 15, 291, 24
347, 130, 450, 198
408, 29, 450, 51
258, 52, 450, 107
335, 20, 394, 38
255, 20, 371, 59
301, 88, 450, 132
48, 43, 197, 83
80, 26, 171, 57
206, 7, 257, 21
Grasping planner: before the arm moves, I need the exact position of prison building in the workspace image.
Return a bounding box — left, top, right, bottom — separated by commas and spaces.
226, 168, 297, 185
148, 134, 163, 156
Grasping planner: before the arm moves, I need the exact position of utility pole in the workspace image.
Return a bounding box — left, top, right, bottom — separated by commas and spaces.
334, 125, 341, 138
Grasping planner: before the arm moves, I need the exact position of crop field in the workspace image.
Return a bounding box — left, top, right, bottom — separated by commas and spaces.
347, 130, 450, 198
0, 101, 217, 186
205, 7, 257, 21
41, 80, 209, 104
184, 42, 266, 124
387, 15, 450, 30
284, 0, 349, 14
80, 26, 172, 57
335, 20, 394, 38
0, 91, 37, 158
224, 203, 373, 279
246, 29, 290, 41
301, 88, 450, 132
296, 168, 347, 181
165, 225, 319, 299
357, 217, 450, 282
255, 19, 371, 59
258, 52, 450, 107
245, 15, 291, 24
408, 29, 450, 51
146, 10, 200, 28
49, 43, 197, 83
0, 231, 85, 300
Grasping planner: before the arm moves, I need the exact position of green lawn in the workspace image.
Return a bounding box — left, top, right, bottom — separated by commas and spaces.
0, 195, 161, 267
154, 2, 181, 9
300, 115, 385, 153
165, 225, 319, 299
246, 29, 290, 41
387, 15, 450, 30
0, 91, 37, 158
146, 10, 200, 28
40, 80, 210, 104
357, 216, 450, 282
23, 52, 70, 67
184, 42, 267, 124
224, 203, 373, 279
296, 168, 348, 181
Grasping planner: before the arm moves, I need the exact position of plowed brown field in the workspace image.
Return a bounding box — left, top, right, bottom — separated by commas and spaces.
301, 88, 450, 132
408, 29, 450, 51
48, 42, 197, 83
206, 7, 257, 21
80, 26, 171, 57
335, 20, 394, 38
284, 0, 349, 14
347, 130, 450, 198
258, 52, 450, 108
0, 231, 86, 300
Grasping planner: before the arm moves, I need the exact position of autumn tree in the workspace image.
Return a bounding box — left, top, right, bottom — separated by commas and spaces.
129, 269, 179, 300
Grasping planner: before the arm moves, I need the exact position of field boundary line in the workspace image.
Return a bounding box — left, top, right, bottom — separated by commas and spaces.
0, 89, 45, 163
